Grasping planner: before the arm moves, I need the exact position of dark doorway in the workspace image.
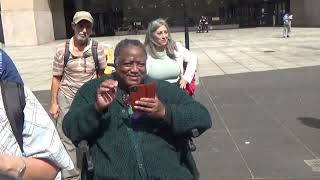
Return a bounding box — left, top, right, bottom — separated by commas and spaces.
63, 0, 123, 37
238, 2, 258, 27
91, 9, 123, 37
238, 0, 290, 27
63, 0, 76, 38
257, 0, 289, 27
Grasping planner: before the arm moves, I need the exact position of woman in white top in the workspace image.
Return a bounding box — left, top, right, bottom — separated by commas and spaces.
144, 18, 197, 90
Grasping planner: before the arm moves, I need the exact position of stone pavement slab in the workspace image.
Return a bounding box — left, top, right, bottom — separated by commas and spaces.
3, 27, 320, 91
193, 65, 320, 180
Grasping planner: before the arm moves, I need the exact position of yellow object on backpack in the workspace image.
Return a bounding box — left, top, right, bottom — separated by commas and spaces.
103, 43, 115, 75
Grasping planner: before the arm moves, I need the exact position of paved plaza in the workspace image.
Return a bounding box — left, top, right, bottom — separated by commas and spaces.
3, 27, 320, 180
3, 27, 320, 91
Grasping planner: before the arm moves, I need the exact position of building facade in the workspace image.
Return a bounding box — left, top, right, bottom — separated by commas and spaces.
0, 0, 319, 46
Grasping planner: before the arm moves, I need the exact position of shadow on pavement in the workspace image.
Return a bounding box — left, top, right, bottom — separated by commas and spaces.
33, 90, 50, 114
298, 117, 320, 129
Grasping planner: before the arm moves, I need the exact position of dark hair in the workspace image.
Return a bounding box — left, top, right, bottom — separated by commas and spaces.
114, 39, 147, 66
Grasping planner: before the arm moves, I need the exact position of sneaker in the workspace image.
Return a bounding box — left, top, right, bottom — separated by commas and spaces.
287, 35, 290, 38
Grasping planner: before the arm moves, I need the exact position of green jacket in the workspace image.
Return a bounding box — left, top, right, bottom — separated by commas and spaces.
63, 75, 212, 180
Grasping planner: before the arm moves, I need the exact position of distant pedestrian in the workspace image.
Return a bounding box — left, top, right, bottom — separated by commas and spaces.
205, 16, 209, 33
197, 16, 204, 33
282, 12, 292, 38
197, 16, 208, 33
49, 11, 107, 179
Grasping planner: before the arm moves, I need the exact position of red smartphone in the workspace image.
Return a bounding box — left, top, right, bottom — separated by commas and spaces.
129, 83, 156, 112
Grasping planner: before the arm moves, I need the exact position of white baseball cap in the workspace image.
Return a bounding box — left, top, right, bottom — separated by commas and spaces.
73, 11, 93, 24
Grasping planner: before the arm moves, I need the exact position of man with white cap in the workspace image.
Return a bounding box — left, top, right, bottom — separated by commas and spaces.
49, 11, 107, 180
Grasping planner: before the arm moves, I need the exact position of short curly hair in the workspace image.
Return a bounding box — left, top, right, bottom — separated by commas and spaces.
114, 39, 147, 67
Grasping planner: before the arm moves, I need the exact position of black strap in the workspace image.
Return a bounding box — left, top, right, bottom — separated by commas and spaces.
91, 40, 99, 77
63, 40, 70, 68
107, 63, 115, 67
0, 80, 25, 152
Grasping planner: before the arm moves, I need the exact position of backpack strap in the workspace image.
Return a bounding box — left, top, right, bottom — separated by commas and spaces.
64, 40, 71, 68
64, 39, 100, 76
91, 40, 99, 77
0, 80, 26, 153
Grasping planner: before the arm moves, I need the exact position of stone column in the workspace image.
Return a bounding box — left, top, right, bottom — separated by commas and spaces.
50, 0, 66, 40
0, 0, 54, 46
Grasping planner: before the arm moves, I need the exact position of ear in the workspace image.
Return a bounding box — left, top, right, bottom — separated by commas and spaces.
71, 22, 76, 30
115, 61, 121, 68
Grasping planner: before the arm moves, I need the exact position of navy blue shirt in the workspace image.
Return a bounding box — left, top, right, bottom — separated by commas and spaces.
0, 49, 23, 84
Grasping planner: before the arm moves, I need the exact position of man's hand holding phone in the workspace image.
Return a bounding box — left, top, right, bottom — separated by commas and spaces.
95, 80, 118, 113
